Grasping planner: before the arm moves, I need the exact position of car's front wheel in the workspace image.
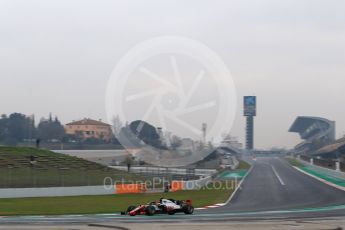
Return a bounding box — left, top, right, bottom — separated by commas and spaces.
127, 206, 137, 216
127, 205, 136, 213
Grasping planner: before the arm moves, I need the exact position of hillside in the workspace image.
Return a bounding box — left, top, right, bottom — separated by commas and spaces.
0, 146, 141, 188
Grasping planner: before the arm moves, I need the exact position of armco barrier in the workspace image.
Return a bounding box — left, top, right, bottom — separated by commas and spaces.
0, 186, 115, 199
0, 178, 211, 198
313, 158, 336, 170
0, 177, 213, 198
109, 166, 216, 176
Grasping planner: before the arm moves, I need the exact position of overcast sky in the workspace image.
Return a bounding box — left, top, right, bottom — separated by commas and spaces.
0, 0, 345, 149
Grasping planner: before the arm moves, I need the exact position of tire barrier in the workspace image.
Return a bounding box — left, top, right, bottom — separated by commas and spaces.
171, 176, 212, 192
115, 183, 146, 194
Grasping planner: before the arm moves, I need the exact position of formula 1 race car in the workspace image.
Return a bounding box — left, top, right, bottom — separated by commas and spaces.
121, 198, 194, 216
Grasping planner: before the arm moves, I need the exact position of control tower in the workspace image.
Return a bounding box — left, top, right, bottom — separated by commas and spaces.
244, 96, 257, 150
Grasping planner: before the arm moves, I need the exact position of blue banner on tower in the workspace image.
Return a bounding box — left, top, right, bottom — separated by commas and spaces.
244, 96, 256, 116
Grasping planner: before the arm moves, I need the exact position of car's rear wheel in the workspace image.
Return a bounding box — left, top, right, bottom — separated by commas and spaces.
183, 205, 194, 215
168, 210, 175, 215
160, 205, 168, 214
146, 205, 156, 216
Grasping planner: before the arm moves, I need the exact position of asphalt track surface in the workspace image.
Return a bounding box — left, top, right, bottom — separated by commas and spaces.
205, 157, 345, 213
2, 157, 345, 225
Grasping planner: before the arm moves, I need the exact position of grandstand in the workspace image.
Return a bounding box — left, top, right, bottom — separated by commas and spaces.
289, 116, 336, 155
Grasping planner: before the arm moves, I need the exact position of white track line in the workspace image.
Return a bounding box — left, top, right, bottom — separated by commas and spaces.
215, 203, 226, 206
224, 164, 255, 205
271, 165, 285, 186
293, 166, 345, 192
189, 162, 254, 211
195, 203, 226, 210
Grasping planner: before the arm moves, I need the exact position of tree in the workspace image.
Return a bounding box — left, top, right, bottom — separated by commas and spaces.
37, 115, 65, 142
112, 115, 123, 138
0, 113, 36, 145
170, 135, 182, 149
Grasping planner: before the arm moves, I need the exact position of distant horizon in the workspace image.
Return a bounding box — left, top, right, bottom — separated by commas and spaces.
0, 110, 341, 151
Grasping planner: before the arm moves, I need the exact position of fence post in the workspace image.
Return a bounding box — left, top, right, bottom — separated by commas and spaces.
310, 158, 314, 165
336, 161, 341, 171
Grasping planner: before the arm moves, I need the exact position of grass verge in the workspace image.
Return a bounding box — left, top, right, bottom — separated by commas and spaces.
287, 157, 345, 188
0, 182, 234, 216
237, 160, 251, 170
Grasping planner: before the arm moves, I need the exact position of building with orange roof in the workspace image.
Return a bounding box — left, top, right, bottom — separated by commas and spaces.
65, 118, 113, 141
